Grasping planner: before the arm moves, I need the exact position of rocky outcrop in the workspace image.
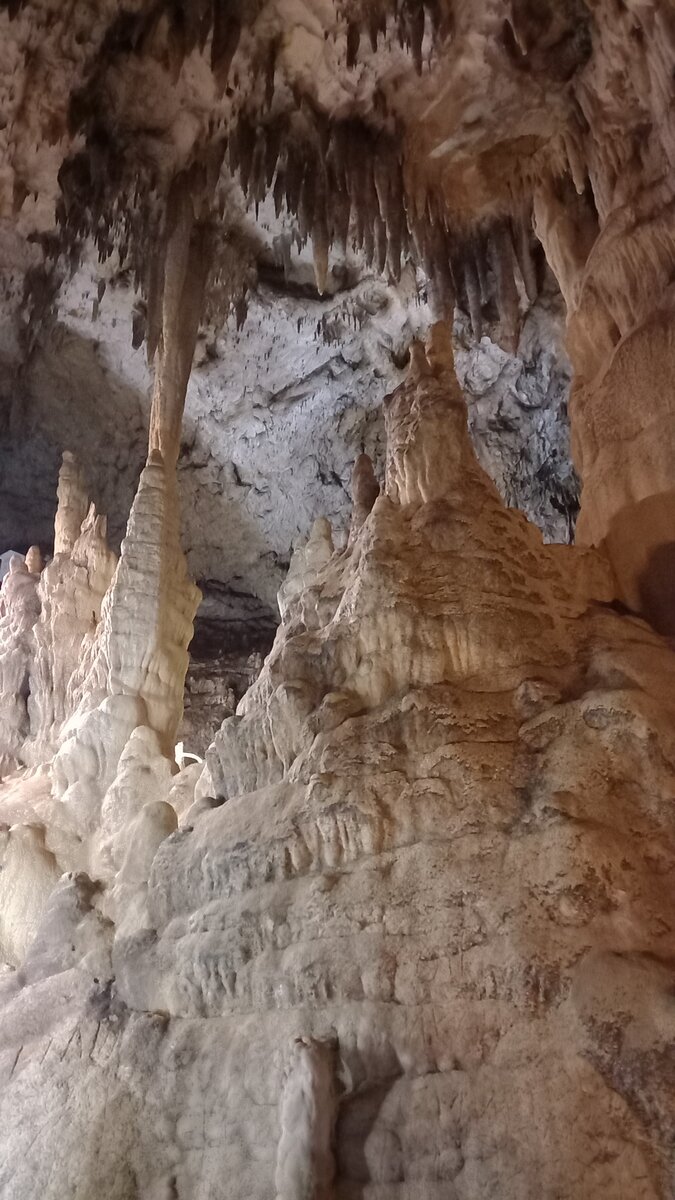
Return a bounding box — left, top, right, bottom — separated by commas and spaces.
1, 330, 674, 1198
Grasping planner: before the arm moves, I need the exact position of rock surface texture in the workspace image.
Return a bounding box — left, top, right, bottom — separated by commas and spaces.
0, 253, 576, 631
0, 331, 674, 1198
1, 1, 675, 1197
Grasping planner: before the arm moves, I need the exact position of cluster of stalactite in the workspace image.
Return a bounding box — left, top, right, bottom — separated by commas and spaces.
337, 0, 454, 71
228, 103, 543, 342
18, 0, 550, 354
11, 0, 671, 367
38, 0, 273, 341
54, 149, 259, 349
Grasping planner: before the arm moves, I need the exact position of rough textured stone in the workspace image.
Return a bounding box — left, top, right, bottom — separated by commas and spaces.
1, 332, 674, 1199
1, 4, 675, 1197
0, 257, 576, 627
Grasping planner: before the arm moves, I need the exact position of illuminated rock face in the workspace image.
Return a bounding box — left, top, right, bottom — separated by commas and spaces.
1, 334, 674, 1200
1, 3, 675, 1195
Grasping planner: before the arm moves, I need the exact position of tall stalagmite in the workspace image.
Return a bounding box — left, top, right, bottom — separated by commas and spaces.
47, 175, 208, 874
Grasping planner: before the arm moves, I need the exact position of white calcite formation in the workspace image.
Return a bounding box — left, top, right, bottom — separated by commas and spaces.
49, 449, 200, 879
0, 551, 40, 775
25, 453, 117, 765
0, 181, 204, 959
0, 329, 674, 1198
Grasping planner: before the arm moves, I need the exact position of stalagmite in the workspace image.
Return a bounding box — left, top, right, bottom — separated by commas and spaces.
47, 172, 208, 871
25, 467, 117, 764
0, 556, 40, 774
348, 452, 380, 543
1, 294, 675, 1193
24, 545, 42, 575
53, 451, 89, 555
69, 450, 201, 760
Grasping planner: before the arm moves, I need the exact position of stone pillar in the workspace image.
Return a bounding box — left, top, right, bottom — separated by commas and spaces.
148, 174, 212, 470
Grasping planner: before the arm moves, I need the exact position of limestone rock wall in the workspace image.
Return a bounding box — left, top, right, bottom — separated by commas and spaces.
533, 1, 675, 630
0, 256, 576, 634
0, 331, 674, 1198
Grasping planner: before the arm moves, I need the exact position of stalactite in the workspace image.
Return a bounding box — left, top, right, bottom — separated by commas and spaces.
513, 215, 538, 304
285, 145, 303, 217
408, 2, 425, 73
264, 36, 278, 109
374, 213, 388, 274
211, 0, 242, 94
273, 168, 285, 218
250, 135, 268, 209
264, 122, 282, 188
475, 236, 491, 306
346, 22, 361, 68
148, 173, 212, 470
146, 234, 167, 365
491, 221, 521, 352
373, 149, 391, 227
368, 7, 385, 52
387, 165, 406, 280
312, 182, 329, 295
298, 167, 316, 243
332, 182, 351, 251
563, 128, 588, 196
235, 118, 257, 197
463, 251, 483, 339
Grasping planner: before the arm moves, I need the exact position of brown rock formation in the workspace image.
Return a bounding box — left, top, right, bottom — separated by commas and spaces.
532, 3, 675, 631
1, 5, 675, 1198
98, 332, 671, 1199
